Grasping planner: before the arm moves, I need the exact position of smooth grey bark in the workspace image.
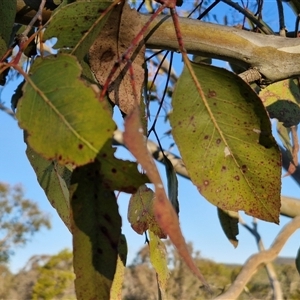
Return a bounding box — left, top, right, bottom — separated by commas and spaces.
15, 0, 300, 83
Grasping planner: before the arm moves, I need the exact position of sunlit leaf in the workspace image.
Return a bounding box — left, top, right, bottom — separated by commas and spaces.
123, 106, 209, 288
217, 208, 239, 248
128, 185, 165, 238
277, 122, 292, 154
70, 161, 121, 299
149, 230, 169, 297
16, 54, 115, 166
43, 1, 112, 60
170, 62, 281, 223
110, 234, 127, 300
26, 145, 72, 230
259, 79, 300, 127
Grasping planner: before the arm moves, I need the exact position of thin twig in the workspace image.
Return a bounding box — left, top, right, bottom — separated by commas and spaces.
221, 0, 273, 34
240, 218, 283, 299
113, 130, 300, 218
214, 216, 300, 300
0, 103, 15, 119
22, 0, 46, 36
276, 0, 286, 36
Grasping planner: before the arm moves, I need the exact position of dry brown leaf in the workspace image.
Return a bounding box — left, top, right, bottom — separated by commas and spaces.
123, 106, 210, 290
89, 3, 145, 114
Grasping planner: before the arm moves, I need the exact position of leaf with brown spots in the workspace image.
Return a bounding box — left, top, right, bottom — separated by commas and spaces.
123, 106, 209, 289
89, 3, 145, 114
16, 54, 115, 166
97, 140, 149, 194
149, 230, 169, 297
70, 161, 122, 299
127, 185, 165, 238
170, 62, 281, 223
43, 1, 112, 61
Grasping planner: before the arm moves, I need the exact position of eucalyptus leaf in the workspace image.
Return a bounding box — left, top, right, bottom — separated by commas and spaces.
17, 54, 115, 166
217, 208, 239, 248
170, 62, 281, 223
70, 161, 121, 299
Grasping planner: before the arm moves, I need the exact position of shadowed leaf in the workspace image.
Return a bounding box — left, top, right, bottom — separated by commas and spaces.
43, 1, 112, 61
165, 155, 179, 215
217, 208, 239, 248
70, 161, 121, 299
296, 247, 300, 275
260, 79, 300, 127
26, 145, 72, 230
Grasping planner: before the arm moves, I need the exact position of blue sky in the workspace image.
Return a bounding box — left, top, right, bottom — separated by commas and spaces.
1, 0, 300, 274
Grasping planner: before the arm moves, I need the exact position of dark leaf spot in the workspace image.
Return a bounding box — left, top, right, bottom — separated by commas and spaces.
221, 166, 227, 171
234, 175, 240, 181
111, 168, 117, 173
204, 135, 209, 140
100, 226, 108, 234
241, 165, 247, 173
101, 48, 115, 62
204, 180, 209, 186
104, 213, 112, 223
208, 89, 217, 98
216, 138, 221, 145
78, 144, 83, 149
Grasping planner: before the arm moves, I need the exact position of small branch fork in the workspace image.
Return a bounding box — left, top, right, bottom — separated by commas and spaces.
215, 216, 300, 300
240, 217, 283, 299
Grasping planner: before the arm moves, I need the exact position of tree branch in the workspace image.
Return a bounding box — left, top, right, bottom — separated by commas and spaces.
214, 216, 300, 299
113, 130, 300, 218
240, 217, 283, 299
14, 1, 300, 83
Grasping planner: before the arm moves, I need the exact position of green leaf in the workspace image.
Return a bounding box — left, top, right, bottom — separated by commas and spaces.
259, 79, 300, 127
277, 122, 292, 154
0, 0, 16, 56
98, 142, 149, 194
16, 54, 115, 166
217, 208, 239, 248
70, 161, 121, 299
170, 62, 281, 223
127, 185, 165, 238
0, 38, 7, 61
110, 234, 127, 300
44, 1, 112, 60
26, 145, 72, 230
164, 155, 179, 214
149, 230, 169, 298
296, 247, 300, 275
